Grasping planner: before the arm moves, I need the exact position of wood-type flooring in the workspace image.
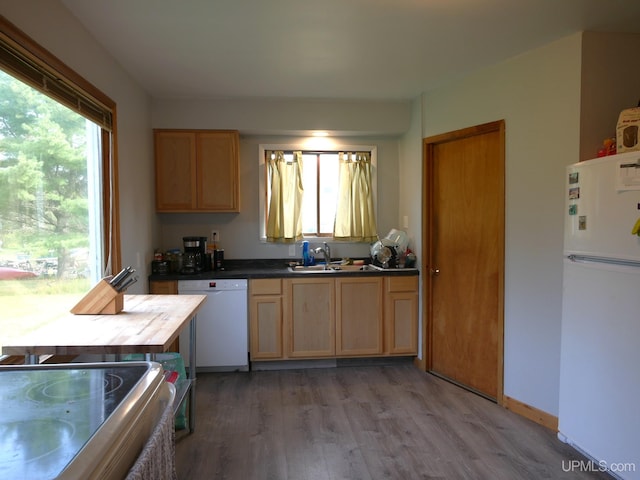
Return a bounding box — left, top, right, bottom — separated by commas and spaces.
175, 364, 610, 480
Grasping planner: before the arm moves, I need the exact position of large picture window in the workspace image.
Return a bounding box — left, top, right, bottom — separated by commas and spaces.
0, 18, 119, 361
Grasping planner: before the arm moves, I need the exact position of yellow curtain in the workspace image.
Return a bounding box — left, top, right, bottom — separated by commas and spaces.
266, 151, 304, 243
333, 152, 377, 242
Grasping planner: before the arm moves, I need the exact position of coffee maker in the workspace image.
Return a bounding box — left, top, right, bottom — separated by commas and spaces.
181, 236, 207, 274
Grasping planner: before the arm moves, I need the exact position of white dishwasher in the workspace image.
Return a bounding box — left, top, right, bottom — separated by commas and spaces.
178, 279, 249, 372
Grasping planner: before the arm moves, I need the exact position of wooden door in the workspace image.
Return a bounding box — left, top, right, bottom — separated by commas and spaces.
423, 121, 505, 401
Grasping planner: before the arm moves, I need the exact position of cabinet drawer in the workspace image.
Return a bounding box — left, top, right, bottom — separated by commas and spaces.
386, 276, 418, 293
250, 278, 282, 295
149, 280, 178, 294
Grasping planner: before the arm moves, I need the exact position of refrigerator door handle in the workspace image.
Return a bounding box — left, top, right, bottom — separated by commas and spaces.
567, 254, 640, 268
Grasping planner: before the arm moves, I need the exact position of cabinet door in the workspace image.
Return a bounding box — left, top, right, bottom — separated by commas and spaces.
249, 295, 283, 360
149, 280, 178, 295
154, 131, 197, 211
336, 277, 383, 356
285, 278, 335, 358
197, 131, 239, 212
385, 277, 418, 355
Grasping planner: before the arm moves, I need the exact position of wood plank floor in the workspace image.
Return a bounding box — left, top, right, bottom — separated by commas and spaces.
175, 364, 610, 480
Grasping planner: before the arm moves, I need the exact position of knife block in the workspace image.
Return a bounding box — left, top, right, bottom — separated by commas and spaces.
70, 278, 124, 315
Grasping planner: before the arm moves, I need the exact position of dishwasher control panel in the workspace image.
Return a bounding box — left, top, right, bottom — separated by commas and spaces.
178, 279, 247, 292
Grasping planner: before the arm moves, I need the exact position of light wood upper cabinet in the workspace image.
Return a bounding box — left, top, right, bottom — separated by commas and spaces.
335, 277, 384, 356
154, 131, 197, 211
154, 129, 240, 212
196, 131, 239, 211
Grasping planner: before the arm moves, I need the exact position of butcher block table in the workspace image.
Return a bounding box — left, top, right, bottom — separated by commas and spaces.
1, 294, 206, 432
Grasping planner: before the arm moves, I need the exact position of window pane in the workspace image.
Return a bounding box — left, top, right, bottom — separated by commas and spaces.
318, 154, 339, 234
301, 154, 317, 234
0, 70, 103, 351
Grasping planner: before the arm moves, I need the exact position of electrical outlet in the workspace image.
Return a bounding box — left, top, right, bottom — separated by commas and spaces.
288, 244, 296, 257
211, 230, 220, 244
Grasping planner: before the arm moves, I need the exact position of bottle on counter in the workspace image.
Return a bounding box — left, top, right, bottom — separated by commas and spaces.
214, 249, 224, 270
302, 241, 312, 266
207, 234, 217, 271
210, 232, 224, 270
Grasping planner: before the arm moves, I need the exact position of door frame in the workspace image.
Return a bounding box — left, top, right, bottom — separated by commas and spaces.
420, 120, 505, 404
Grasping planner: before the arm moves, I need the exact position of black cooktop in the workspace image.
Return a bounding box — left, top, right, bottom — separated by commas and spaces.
0, 363, 149, 479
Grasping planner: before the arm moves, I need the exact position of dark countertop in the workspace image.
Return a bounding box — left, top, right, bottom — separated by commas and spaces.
149, 258, 419, 282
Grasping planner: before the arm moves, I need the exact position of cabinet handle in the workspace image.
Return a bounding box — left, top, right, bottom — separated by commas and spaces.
431, 268, 440, 276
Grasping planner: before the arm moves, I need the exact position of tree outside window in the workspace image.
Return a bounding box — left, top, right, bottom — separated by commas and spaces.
0, 70, 103, 349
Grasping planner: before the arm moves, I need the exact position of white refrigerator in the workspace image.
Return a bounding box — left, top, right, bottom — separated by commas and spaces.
559, 152, 640, 479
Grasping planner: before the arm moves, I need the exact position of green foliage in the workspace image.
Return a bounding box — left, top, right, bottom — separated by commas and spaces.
0, 70, 91, 274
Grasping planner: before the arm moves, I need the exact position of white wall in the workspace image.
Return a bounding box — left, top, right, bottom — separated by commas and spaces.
398, 98, 424, 356
1, 0, 155, 293
580, 31, 640, 161
420, 34, 583, 415
152, 97, 412, 136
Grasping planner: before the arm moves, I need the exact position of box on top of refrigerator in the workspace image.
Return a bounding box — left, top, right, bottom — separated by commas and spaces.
616, 106, 640, 153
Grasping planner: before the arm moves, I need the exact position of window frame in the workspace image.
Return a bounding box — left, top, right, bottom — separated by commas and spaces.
0, 17, 121, 363
258, 143, 377, 242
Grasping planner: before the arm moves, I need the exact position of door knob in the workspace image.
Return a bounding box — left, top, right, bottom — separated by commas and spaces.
431, 268, 440, 276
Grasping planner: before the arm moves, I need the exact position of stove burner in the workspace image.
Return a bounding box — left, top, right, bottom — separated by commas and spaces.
26, 372, 124, 403
0, 418, 76, 469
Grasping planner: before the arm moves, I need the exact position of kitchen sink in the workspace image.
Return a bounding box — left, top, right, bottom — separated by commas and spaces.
288, 264, 379, 273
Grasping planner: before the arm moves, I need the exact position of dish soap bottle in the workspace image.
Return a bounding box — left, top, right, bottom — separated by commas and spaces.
302, 241, 311, 266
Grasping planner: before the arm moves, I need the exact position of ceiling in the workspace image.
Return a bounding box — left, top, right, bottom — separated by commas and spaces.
61, 0, 640, 101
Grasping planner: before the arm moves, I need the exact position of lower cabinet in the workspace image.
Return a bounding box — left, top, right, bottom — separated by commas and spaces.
384, 276, 419, 355
149, 280, 178, 294
249, 274, 418, 362
249, 279, 283, 360
335, 277, 383, 356
286, 277, 335, 358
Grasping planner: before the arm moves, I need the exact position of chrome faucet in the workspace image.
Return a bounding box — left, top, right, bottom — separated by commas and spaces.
314, 242, 331, 269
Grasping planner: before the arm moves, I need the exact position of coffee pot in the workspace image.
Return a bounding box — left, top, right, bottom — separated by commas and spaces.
182, 236, 207, 273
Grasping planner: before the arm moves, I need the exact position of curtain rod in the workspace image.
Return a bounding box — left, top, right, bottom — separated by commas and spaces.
266, 150, 371, 155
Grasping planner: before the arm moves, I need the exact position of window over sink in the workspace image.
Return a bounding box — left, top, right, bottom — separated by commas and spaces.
258, 142, 378, 242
